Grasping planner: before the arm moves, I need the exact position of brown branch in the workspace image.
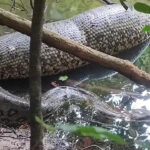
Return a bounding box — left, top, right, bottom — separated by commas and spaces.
0, 8, 150, 87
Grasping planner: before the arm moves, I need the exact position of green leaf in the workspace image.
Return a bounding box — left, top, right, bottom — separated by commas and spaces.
58, 124, 125, 145
36, 118, 125, 145
59, 75, 68, 81
142, 25, 150, 33
134, 2, 150, 14
35, 116, 55, 132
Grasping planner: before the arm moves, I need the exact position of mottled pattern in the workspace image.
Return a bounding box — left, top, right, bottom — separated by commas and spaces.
0, 4, 150, 79
0, 86, 129, 127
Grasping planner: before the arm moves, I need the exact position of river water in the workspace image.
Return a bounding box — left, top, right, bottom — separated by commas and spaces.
0, 0, 150, 149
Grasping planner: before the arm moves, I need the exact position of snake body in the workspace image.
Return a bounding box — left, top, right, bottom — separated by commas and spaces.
0, 4, 150, 79
0, 86, 129, 127
0, 4, 150, 127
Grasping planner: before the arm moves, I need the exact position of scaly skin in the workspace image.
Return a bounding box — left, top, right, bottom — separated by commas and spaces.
0, 86, 130, 127
0, 4, 150, 79
0, 4, 150, 126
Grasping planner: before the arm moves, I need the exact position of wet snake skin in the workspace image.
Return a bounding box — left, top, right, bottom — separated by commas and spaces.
0, 4, 150, 126
0, 4, 150, 79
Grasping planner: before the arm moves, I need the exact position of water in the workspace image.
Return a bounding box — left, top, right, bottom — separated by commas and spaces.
0, 0, 150, 149
85, 74, 150, 149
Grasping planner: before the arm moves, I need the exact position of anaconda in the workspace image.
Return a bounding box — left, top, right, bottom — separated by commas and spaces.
0, 4, 150, 79
1, 86, 150, 150
0, 4, 150, 126
1, 86, 149, 127
1, 5, 150, 149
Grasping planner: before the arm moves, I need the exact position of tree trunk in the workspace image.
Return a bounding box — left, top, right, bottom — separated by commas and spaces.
29, 0, 45, 149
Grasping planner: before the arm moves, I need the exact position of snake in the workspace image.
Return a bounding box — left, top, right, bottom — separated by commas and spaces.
0, 4, 150, 79
0, 4, 150, 126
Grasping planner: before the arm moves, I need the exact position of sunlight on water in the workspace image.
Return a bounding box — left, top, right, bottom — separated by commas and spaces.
131, 85, 150, 110
131, 99, 150, 111
143, 124, 150, 140
99, 80, 150, 149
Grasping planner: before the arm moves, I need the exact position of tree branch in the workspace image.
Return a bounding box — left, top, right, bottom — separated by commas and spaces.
0, 8, 150, 87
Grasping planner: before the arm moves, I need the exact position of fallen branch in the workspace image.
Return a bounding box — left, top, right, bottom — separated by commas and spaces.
0, 8, 150, 87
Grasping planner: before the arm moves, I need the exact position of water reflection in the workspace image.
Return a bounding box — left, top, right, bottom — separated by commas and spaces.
87, 74, 150, 149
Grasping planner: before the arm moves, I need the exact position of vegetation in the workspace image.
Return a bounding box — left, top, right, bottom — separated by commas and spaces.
36, 117, 125, 145
134, 2, 150, 72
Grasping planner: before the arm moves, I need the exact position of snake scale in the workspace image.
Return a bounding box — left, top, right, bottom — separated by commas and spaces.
0, 4, 150, 126
0, 4, 150, 79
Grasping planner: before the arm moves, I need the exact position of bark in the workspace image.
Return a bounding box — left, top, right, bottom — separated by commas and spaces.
29, 0, 45, 150
0, 8, 150, 87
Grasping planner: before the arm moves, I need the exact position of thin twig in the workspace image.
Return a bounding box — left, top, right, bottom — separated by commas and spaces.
10, 0, 16, 11
30, 0, 34, 9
